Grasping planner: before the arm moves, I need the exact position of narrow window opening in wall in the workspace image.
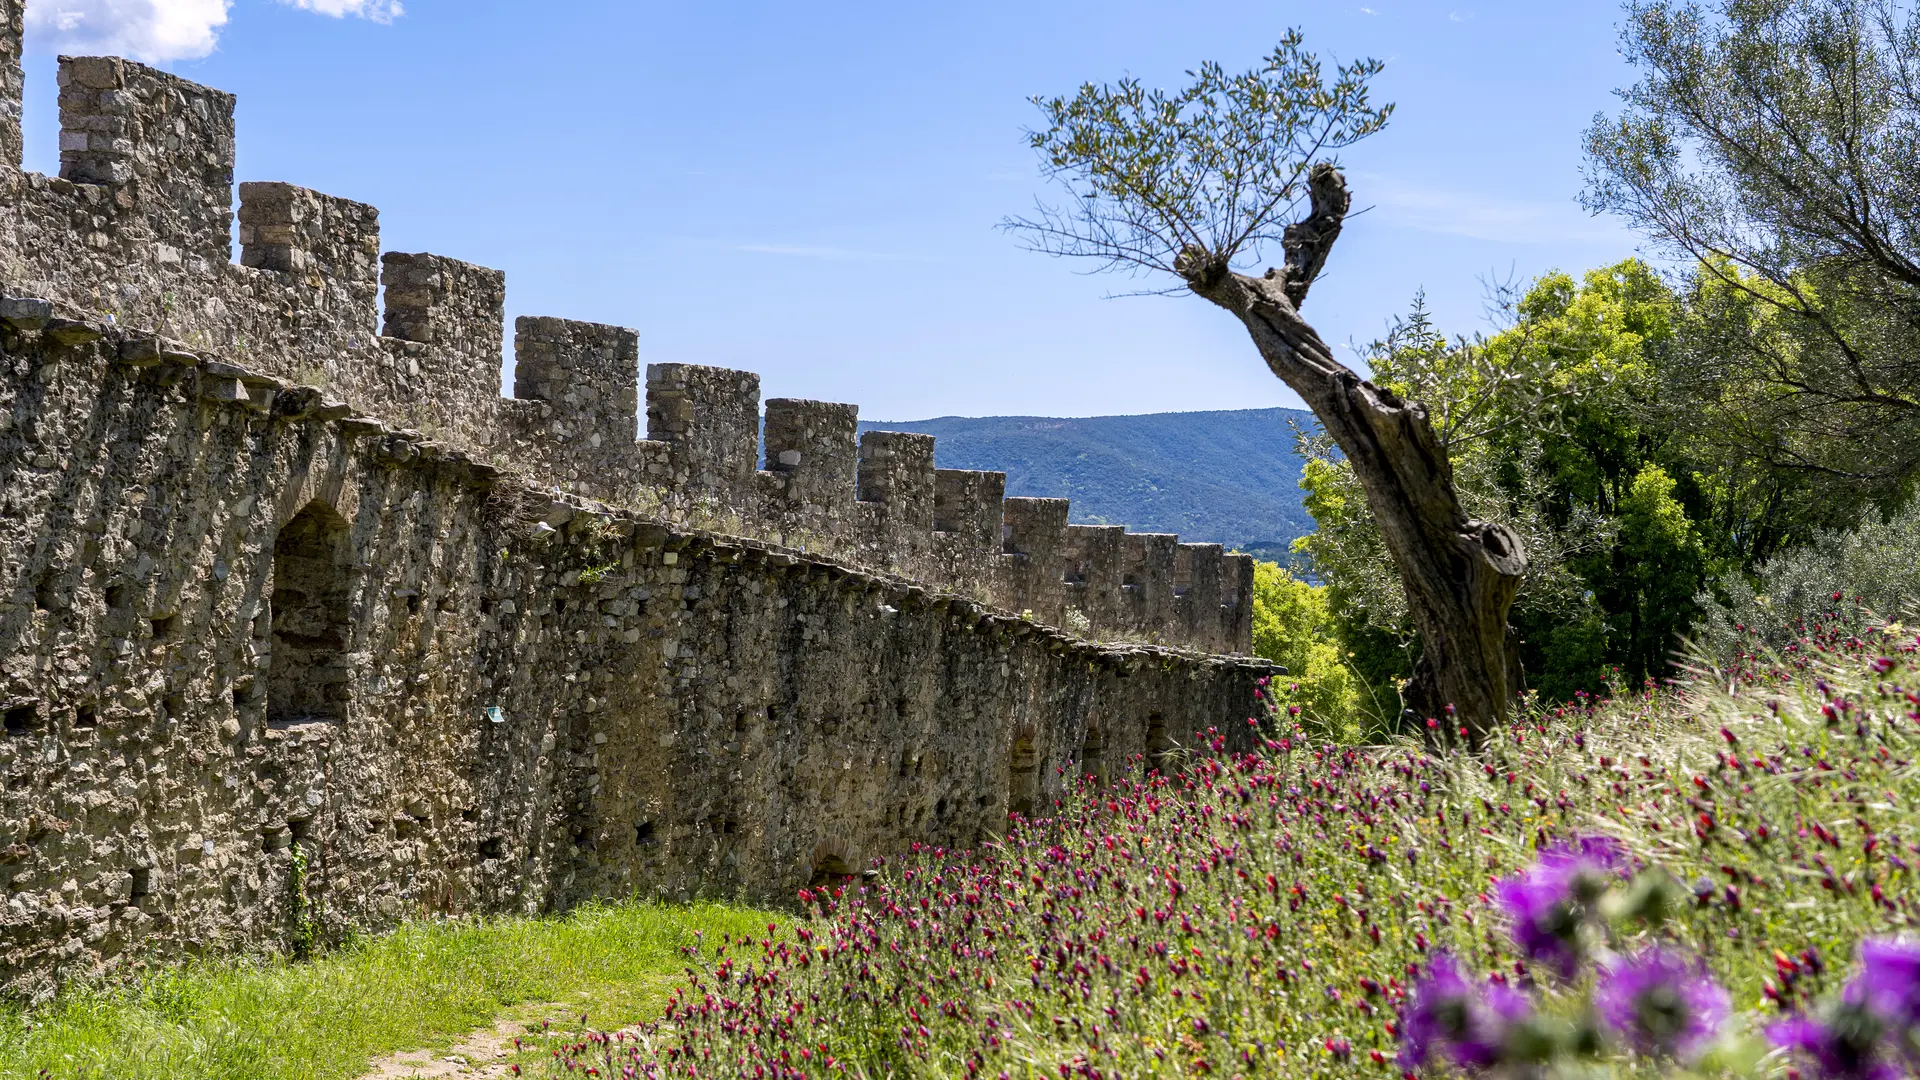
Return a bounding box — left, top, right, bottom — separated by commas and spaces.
287, 816, 313, 843
1147, 714, 1174, 774
130, 866, 152, 900
1008, 725, 1039, 819
1063, 564, 1087, 586
161, 693, 186, 725
32, 574, 57, 612
4, 702, 40, 736
404, 593, 421, 617
232, 684, 249, 711
268, 502, 352, 727
478, 836, 505, 860
635, 821, 656, 846
733, 711, 747, 734
553, 598, 567, 615
74, 704, 97, 730
934, 797, 948, 819
1122, 574, 1139, 593
1081, 723, 1109, 789
151, 614, 180, 641
479, 598, 495, 617
103, 584, 128, 609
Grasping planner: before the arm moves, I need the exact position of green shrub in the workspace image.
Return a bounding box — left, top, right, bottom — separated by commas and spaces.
1249, 560, 1368, 740
1697, 501, 1920, 660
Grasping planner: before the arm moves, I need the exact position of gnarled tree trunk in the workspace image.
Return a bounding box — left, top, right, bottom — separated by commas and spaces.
1182, 165, 1527, 745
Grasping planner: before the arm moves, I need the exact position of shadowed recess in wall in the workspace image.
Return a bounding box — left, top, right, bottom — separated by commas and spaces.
268, 501, 353, 727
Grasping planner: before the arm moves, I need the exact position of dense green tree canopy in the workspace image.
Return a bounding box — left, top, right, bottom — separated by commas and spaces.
1291, 260, 1843, 712
1585, 0, 1920, 499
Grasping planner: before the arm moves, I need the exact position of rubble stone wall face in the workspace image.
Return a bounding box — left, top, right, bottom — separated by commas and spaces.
0, 41, 1273, 999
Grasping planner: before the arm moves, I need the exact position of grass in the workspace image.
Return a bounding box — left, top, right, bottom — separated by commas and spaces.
538, 604, 1920, 1078
0, 901, 777, 1080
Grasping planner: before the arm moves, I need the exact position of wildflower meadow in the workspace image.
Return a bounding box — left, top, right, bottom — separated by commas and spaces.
538, 601, 1920, 1078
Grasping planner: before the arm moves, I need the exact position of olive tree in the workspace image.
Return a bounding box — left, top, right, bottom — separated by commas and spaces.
1584, 0, 1920, 499
1006, 34, 1528, 744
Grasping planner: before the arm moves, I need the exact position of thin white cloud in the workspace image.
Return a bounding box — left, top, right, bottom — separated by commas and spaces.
1448, 9, 1475, 21
282, 0, 402, 23
737, 244, 934, 263
1354, 175, 1625, 246
26, 0, 231, 62
24, 0, 400, 63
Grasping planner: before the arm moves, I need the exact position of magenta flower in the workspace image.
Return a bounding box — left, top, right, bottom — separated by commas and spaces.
1768, 1005, 1901, 1080
1539, 835, 1628, 891
1494, 836, 1627, 978
1595, 947, 1729, 1060
1494, 872, 1582, 978
1857, 938, 1920, 1030
1399, 953, 1530, 1074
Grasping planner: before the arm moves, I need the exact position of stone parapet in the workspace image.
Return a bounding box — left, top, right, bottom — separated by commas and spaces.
0, 31, 1255, 655
0, 299, 1276, 997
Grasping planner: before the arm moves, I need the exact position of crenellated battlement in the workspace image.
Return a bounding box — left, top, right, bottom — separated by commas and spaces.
0, 42, 1254, 653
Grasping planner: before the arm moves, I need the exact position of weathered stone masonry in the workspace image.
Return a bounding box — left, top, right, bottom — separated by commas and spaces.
0, 18, 1272, 1000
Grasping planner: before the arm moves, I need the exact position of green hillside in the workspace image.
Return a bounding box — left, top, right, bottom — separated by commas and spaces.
859, 407, 1318, 553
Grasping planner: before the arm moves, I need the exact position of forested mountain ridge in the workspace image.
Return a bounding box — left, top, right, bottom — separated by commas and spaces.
859, 407, 1318, 555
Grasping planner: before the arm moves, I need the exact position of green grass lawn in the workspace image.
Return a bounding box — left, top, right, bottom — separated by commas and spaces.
0, 900, 776, 1080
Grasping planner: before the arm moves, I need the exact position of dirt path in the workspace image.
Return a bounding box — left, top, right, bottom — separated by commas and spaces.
358, 1011, 546, 1079
358, 1003, 656, 1080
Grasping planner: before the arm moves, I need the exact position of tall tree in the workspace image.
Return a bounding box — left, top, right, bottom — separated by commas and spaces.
1007, 35, 1528, 744
1585, 0, 1920, 501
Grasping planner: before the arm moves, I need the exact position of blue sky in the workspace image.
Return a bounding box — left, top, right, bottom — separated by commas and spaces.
20, 0, 1646, 421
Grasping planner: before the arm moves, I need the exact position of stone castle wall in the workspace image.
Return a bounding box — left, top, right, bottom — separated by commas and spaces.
0, 19, 1273, 1000
0, 34, 1255, 652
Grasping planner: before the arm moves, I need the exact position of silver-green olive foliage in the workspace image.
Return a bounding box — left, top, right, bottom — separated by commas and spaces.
1007, 31, 1391, 286
1585, 0, 1920, 492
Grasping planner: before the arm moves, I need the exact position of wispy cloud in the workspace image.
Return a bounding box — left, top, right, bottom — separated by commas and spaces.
1355, 175, 1625, 246
25, 0, 399, 63
1449, 9, 1475, 21
736, 244, 935, 263
283, 0, 402, 23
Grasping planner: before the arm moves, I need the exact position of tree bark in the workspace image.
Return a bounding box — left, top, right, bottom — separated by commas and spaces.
1182, 164, 1527, 745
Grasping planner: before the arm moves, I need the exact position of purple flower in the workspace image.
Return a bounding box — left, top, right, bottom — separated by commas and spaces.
1769, 1004, 1901, 1080
1856, 938, 1920, 1030
1400, 953, 1531, 1074
1494, 873, 1582, 978
1494, 836, 1627, 978
1540, 835, 1629, 895
1595, 947, 1729, 1060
